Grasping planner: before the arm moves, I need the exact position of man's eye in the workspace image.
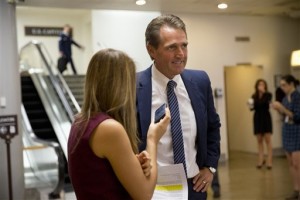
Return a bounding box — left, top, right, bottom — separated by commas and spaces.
168, 46, 175, 50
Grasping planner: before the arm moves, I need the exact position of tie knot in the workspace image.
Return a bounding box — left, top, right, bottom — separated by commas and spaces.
167, 80, 177, 90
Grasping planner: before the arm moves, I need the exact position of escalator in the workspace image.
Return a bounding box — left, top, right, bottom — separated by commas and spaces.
22, 103, 64, 199
20, 72, 71, 198
20, 41, 78, 198
20, 41, 75, 157
21, 75, 56, 141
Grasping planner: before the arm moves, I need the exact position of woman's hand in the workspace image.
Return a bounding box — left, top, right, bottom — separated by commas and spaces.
147, 107, 171, 144
136, 151, 152, 177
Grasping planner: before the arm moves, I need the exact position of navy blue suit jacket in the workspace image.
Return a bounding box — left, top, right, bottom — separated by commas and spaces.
59, 33, 81, 58
136, 66, 221, 168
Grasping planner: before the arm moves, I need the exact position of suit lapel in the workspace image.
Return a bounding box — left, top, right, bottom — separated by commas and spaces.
181, 71, 204, 136
137, 67, 152, 139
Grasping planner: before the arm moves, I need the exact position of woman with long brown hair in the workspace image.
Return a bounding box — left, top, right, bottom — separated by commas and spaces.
67, 48, 170, 200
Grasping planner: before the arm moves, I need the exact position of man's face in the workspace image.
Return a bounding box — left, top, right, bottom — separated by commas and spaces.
64, 26, 71, 35
147, 26, 188, 79
280, 80, 293, 94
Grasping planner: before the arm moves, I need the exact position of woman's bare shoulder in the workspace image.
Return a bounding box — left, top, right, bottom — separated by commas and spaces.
89, 118, 129, 158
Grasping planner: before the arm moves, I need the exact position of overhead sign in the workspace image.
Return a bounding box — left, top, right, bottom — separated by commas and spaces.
0, 115, 18, 139
25, 26, 63, 37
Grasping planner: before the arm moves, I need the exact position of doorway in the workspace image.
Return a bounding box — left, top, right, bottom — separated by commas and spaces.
224, 65, 263, 153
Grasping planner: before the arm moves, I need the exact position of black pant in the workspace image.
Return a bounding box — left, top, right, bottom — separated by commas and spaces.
211, 171, 220, 193
187, 178, 207, 200
67, 57, 77, 75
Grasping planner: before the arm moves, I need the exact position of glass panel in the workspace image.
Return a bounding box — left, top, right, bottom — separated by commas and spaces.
19, 42, 45, 73
19, 41, 60, 76
22, 110, 59, 189
40, 43, 55, 70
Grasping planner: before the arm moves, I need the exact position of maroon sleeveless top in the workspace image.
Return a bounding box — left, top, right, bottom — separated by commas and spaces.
68, 113, 132, 200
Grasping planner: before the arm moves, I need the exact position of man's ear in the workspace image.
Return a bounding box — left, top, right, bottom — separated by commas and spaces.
146, 44, 155, 60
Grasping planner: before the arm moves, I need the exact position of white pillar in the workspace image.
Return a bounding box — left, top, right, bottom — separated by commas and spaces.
0, 0, 24, 199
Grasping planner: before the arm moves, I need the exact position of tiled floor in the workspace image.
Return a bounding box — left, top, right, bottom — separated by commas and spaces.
25, 151, 293, 200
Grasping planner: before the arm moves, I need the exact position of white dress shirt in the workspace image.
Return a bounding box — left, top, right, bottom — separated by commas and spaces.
151, 64, 199, 178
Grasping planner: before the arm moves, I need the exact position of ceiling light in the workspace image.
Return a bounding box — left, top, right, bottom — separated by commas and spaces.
136, 0, 146, 6
291, 50, 300, 67
218, 3, 228, 9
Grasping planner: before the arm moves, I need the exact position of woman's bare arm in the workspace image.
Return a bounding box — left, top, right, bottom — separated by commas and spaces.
90, 108, 170, 200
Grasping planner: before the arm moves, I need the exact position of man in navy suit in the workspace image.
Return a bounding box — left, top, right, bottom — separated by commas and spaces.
58, 24, 83, 74
136, 14, 221, 199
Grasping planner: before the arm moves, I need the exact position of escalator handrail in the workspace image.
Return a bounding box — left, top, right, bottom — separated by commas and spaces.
32, 41, 75, 122
39, 42, 55, 68
39, 41, 81, 114
20, 40, 39, 53
39, 42, 80, 114
57, 72, 81, 114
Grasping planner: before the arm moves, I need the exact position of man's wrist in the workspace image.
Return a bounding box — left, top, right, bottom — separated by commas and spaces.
207, 166, 216, 174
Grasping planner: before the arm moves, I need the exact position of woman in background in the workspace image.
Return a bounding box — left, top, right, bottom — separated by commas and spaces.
272, 75, 300, 200
250, 79, 273, 169
68, 48, 170, 200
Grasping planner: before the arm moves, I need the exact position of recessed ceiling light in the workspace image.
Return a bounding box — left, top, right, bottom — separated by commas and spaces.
136, 0, 146, 6
218, 3, 228, 9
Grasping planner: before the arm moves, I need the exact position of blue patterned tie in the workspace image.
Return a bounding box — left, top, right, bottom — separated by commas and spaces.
167, 80, 187, 175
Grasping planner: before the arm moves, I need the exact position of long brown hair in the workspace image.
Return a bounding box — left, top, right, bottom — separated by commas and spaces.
253, 79, 268, 101
71, 48, 139, 153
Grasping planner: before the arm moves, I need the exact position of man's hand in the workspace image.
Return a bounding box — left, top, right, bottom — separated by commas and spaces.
136, 151, 152, 177
192, 167, 214, 192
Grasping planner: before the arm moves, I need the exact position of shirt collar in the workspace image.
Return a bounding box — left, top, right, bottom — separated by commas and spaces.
151, 63, 181, 90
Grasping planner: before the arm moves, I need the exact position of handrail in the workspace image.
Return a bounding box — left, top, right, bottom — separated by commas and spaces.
20, 40, 40, 52
40, 43, 55, 68
57, 72, 81, 114
41, 42, 80, 114
36, 43, 74, 121
34, 42, 75, 122
41, 41, 80, 114
20, 40, 78, 121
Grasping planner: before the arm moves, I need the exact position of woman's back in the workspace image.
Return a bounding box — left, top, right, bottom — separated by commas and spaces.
67, 113, 132, 200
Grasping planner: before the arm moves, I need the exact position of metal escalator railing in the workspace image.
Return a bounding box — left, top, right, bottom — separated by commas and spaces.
34, 41, 74, 122
20, 40, 81, 121
36, 41, 81, 114
21, 105, 64, 198
57, 72, 81, 114
20, 40, 76, 197
37, 42, 81, 115
25, 72, 71, 159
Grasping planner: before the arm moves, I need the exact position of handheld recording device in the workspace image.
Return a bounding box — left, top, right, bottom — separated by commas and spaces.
154, 103, 167, 123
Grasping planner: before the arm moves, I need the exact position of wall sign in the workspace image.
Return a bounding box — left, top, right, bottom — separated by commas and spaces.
0, 115, 18, 139
0, 115, 18, 200
25, 26, 63, 37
